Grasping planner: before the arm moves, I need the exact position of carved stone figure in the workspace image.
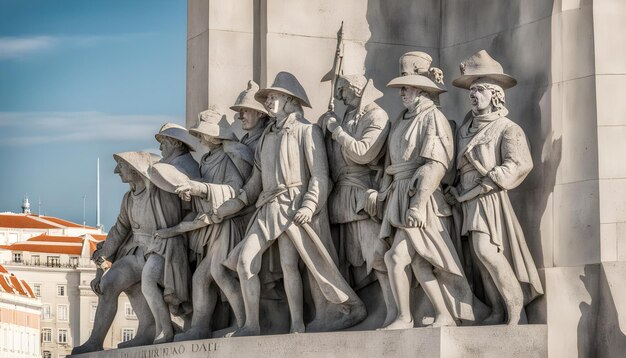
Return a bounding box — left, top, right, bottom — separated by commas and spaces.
319, 74, 396, 326
450, 50, 543, 324
154, 107, 253, 341
216, 72, 366, 336
231, 80, 270, 149
380, 52, 479, 329
155, 122, 201, 179
72, 152, 161, 354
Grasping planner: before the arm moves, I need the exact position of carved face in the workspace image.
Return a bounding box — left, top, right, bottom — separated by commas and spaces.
114, 161, 141, 184
335, 82, 359, 107
238, 108, 264, 131
400, 86, 420, 109
159, 137, 182, 158
469, 83, 493, 113
264, 92, 288, 117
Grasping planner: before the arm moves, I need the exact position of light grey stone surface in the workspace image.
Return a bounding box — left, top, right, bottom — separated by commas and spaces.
70, 324, 547, 358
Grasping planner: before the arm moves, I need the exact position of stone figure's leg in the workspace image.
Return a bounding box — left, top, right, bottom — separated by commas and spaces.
372, 243, 396, 327
141, 254, 173, 343
233, 233, 273, 337
212, 234, 245, 329
174, 254, 215, 341
71, 256, 143, 354
471, 231, 523, 325
474, 253, 505, 324
381, 231, 414, 330
118, 282, 155, 348
277, 235, 305, 333
284, 224, 366, 332
410, 253, 456, 327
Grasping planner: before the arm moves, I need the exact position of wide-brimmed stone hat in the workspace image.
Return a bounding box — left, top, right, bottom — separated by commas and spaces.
113, 151, 161, 180
148, 162, 191, 193
230, 80, 268, 115
387, 51, 447, 94
189, 105, 237, 141
255, 72, 312, 108
154, 123, 197, 152
452, 50, 517, 89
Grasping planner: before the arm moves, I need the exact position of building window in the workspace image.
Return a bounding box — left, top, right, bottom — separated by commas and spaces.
47, 256, 60, 267
90, 303, 97, 322
124, 303, 136, 318
41, 328, 52, 342
57, 304, 69, 321
57, 284, 66, 297
70, 256, 79, 267
42, 304, 51, 320
57, 329, 68, 344
121, 328, 135, 342
32, 255, 40, 265
33, 283, 41, 297
43, 351, 52, 358
12, 252, 22, 262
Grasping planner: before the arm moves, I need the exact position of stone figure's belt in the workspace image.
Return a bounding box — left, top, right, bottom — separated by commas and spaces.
256, 183, 302, 208
131, 232, 152, 247
385, 162, 420, 181
336, 166, 371, 191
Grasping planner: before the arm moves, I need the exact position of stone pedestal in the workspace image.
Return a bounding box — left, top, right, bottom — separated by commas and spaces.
71, 325, 547, 358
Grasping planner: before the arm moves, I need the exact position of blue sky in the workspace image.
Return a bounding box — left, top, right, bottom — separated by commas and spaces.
0, 0, 187, 231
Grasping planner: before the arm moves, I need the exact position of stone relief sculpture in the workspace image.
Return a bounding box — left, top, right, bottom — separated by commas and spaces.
215, 72, 366, 336
73, 45, 548, 355
379, 52, 481, 329
153, 107, 253, 341
72, 152, 161, 354
449, 50, 544, 324
319, 74, 396, 326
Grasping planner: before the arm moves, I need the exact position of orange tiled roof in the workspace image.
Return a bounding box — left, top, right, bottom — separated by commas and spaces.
90, 234, 107, 241
39, 215, 97, 229
5, 242, 83, 255
27, 234, 84, 243
0, 264, 35, 298
0, 214, 59, 229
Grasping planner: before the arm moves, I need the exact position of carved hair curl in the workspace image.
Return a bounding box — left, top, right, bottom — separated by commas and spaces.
483, 83, 506, 111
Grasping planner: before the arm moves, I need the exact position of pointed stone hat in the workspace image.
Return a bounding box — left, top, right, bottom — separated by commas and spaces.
387, 51, 447, 94
230, 80, 269, 115
255, 72, 312, 108
113, 151, 161, 180
190, 105, 237, 141
452, 50, 517, 89
154, 123, 197, 152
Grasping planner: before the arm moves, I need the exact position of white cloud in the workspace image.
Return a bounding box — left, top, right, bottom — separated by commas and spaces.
0, 36, 58, 58
0, 111, 184, 146
0, 33, 153, 59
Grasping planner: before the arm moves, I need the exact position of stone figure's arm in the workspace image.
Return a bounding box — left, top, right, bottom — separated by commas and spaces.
409, 160, 447, 211
301, 125, 330, 214
331, 113, 390, 164
154, 211, 206, 238
240, 165, 263, 206
98, 192, 132, 260
486, 124, 533, 190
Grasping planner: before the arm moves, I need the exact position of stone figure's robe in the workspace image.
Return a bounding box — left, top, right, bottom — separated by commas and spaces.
325, 102, 390, 276
456, 109, 543, 303
225, 113, 356, 304
99, 186, 191, 313
161, 152, 201, 180
379, 98, 477, 322
188, 141, 252, 265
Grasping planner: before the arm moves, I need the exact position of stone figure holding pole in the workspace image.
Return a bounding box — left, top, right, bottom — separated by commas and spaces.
215, 72, 366, 336
153, 106, 253, 341
72, 152, 162, 354
380, 52, 479, 329
450, 50, 543, 324
319, 74, 396, 326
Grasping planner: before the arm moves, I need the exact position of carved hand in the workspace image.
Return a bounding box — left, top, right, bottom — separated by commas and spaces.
325, 116, 340, 133
215, 198, 246, 219
445, 187, 459, 205
365, 190, 378, 217
293, 207, 313, 226
99, 259, 113, 271
154, 228, 175, 240
176, 181, 205, 201
406, 208, 426, 228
